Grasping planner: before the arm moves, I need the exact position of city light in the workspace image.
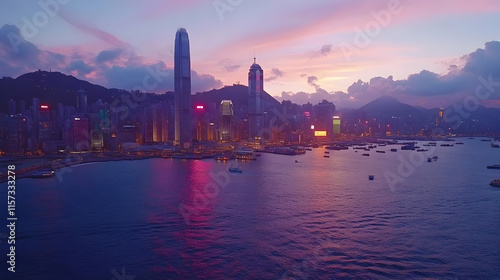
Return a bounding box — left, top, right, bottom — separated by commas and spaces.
74, 117, 80, 121
196, 105, 204, 109
311, 125, 315, 130
40, 105, 49, 109
314, 131, 327, 137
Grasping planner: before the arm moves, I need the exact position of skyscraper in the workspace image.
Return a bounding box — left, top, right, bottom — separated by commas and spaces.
174, 28, 192, 149
333, 116, 341, 138
248, 57, 264, 139
220, 100, 233, 142
77, 88, 87, 114
8, 99, 16, 115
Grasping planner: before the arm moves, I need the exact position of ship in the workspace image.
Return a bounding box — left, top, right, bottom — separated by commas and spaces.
30, 170, 55, 178
229, 167, 243, 173
489, 179, 500, 187
487, 164, 500, 170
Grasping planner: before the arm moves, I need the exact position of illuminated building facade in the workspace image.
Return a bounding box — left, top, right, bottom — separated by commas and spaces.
333, 116, 341, 137
220, 100, 233, 142
71, 117, 89, 151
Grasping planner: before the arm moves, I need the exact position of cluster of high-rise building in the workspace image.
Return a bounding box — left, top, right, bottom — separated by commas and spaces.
4, 28, 430, 155
0, 28, 270, 154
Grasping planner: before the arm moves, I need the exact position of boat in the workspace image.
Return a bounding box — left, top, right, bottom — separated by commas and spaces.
390, 148, 398, 152
491, 143, 500, 148
228, 167, 242, 173
215, 155, 231, 161
432, 156, 439, 160
368, 175, 374, 180
376, 150, 385, 153
417, 149, 428, 152
487, 164, 500, 170
427, 158, 432, 162
489, 179, 500, 187
362, 153, 370, 156
324, 155, 330, 158
440, 144, 454, 147
401, 144, 415, 150
30, 170, 55, 178
481, 139, 492, 142
306, 148, 313, 151
456, 142, 464, 145
324, 151, 330, 154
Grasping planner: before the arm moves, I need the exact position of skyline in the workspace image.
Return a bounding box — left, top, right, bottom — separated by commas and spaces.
0, 0, 500, 109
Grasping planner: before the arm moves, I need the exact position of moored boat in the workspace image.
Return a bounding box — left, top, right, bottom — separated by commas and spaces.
401, 144, 415, 150
487, 164, 500, 170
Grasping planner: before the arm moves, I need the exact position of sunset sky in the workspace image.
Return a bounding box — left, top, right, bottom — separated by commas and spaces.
1, 0, 500, 108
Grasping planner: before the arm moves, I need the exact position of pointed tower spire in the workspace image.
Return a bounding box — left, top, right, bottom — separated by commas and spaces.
254, 51, 256, 64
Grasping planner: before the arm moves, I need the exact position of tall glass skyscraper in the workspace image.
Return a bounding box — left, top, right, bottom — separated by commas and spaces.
174, 28, 192, 149
248, 58, 263, 140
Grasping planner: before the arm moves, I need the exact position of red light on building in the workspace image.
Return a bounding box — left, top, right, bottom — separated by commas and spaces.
40, 105, 49, 109
196, 105, 204, 109
304, 111, 310, 117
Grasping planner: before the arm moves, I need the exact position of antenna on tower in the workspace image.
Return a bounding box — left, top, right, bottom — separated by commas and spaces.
253, 50, 256, 64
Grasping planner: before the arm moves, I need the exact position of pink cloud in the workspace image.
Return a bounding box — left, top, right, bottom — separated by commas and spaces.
58, 12, 130, 49
208, 0, 500, 60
